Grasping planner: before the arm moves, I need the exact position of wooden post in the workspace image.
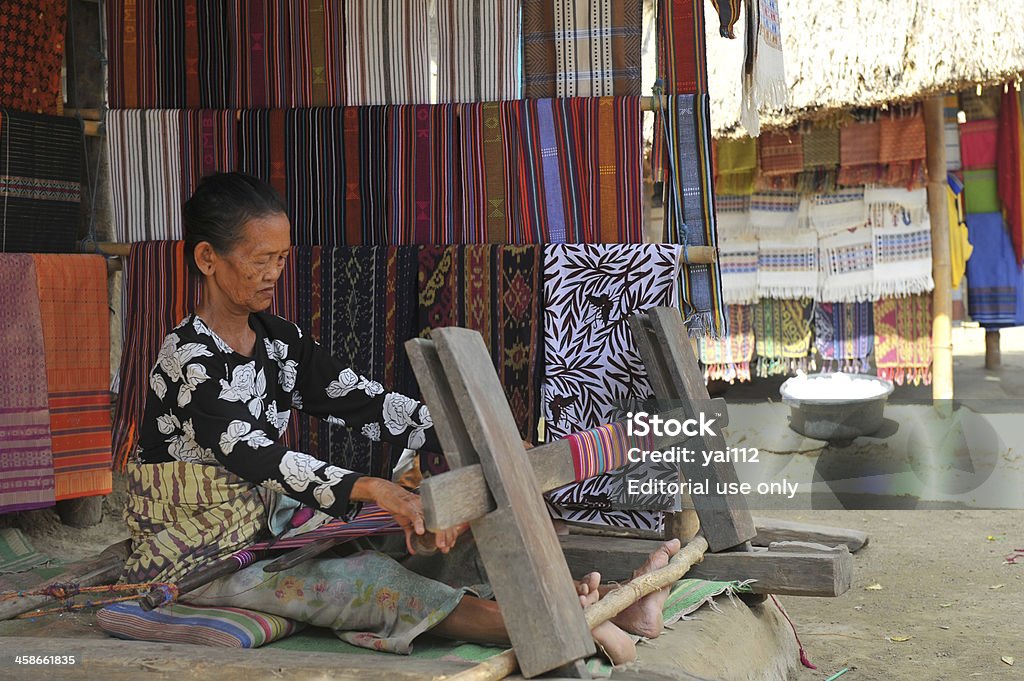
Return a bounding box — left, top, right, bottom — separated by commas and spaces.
923, 95, 954, 404
985, 329, 1001, 369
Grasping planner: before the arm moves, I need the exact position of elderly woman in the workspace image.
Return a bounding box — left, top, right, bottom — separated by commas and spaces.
122, 172, 677, 662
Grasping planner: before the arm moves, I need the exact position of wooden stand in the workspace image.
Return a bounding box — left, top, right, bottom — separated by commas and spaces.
985, 329, 1001, 369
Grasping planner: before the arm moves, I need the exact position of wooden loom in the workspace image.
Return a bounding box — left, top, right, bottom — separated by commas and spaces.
408, 306, 854, 679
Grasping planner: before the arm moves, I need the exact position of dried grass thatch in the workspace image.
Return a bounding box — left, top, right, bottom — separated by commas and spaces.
708, 0, 1024, 136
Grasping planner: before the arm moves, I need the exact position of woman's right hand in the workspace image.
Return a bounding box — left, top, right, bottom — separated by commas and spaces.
351, 477, 465, 555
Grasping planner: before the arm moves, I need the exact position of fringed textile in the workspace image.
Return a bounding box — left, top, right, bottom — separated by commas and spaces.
522, 0, 643, 98
818, 227, 875, 304
997, 89, 1024, 264
872, 223, 934, 298
32, 255, 113, 501
759, 131, 803, 176
740, 0, 789, 136
753, 298, 813, 377
0, 0, 66, 115
965, 212, 1020, 328
750, 191, 800, 233
959, 119, 998, 170
718, 238, 759, 305
661, 95, 728, 337
813, 302, 873, 374
864, 186, 929, 229
0, 112, 81, 253
714, 137, 757, 195
418, 245, 543, 441
963, 168, 1001, 214
436, 0, 520, 102
0, 255, 55, 512
807, 189, 868, 236
757, 230, 818, 299
874, 295, 932, 386
715, 194, 752, 238
699, 305, 754, 383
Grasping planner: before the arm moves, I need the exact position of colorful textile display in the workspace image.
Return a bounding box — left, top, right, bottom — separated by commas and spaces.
699, 305, 755, 383
759, 131, 803, 176
559, 421, 644, 482
807, 189, 868, 236
997, 89, 1024, 264
98, 602, 303, 648
0, 0, 66, 114
963, 169, 1001, 214
0, 112, 81, 253
661, 95, 727, 337
718, 237, 759, 304
874, 294, 932, 386
739, 0, 789, 136
344, 1, 431, 105
959, 119, 999, 170
752, 298, 813, 377
436, 0, 520, 102
756, 230, 818, 299
522, 0, 642, 98
32, 255, 112, 501
0, 255, 55, 512
540, 244, 681, 531
714, 137, 757, 195
872, 223, 934, 298
749, 191, 801, 233
965, 212, 1020, 328
418, 245, 543, 440
813, 302, 873, 373
715, 194, 752, 238
818, 227, 875, 303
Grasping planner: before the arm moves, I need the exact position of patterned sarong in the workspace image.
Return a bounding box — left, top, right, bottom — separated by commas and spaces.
0, 111, 81, 253
874, 295, 932, 386
657, 0, 707, 95
523, 0, 643, 98
418, 245, 543, 441
753, 298, 813, 377
965, 212, 1020, 328
0, 0, 66, 115
813, 302, 874, 374
959, 119, 998, 170
699, 305, 755, 383
0, 255, 55, 512
32, 255, 113, 501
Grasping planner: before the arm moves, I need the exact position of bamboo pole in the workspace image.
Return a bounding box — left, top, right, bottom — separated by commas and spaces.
923, 96, 954, 406
439, 536, 710, 681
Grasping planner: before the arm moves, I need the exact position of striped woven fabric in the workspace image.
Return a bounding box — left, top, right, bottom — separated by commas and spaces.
807, 189, 868, 236
718, 237, 758, 305
0, 111, 82, 253
818, 227, 875, 304
523, 0, 643, 98
564, 422, 638, 482
709, 0, 743, 38
757, 230, 818, 300
0, 255, 55, 512
662, 94, 728, 337
715, 194, 752, 238
251, 503, 401, 550
32, 255, 112, 501
749, 191, 801, 233
657, 0, 707, 95
759, 131, 804, 176
814, 302, 874, 374
872, 223, 934, 298
965, 212, 1021, 329
344, 0, 431, 106
437, 0, 520, 102
874, 294, 932, 386
98, 602, 303, 648
0, 0, 66, 115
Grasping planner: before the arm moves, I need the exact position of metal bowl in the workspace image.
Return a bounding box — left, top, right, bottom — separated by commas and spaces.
780, 374, 895, 446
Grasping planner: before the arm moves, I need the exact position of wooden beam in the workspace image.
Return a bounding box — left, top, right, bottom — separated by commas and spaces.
751, 517, 869, 552
985, 329, 1001, 369
559, 535, 852, 597
923, 95, 954, 402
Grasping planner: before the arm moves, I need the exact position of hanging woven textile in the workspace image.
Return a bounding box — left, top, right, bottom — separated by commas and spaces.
873, 294, 932, 386
0, 254, 55, 512
436, 0, 520, 102
0, 111, 82, 253
343, 0, 431, 106
872, 223, 934, 298
522, 0, 643, 98
964, 212, 1020, 328
753, 298, 813, 377
715, 137, 758, 195
661, 94, 728, 337
739, 0, 789, 136
758, 131, 803, 177
718, 237, 759, 305
699, 304, 755, 383
959, 119, 998, 170
813, 302, 874, 374
0, 0, 66, 115
878, 110, 926, 189
709, 0, 743, 38
756, 229, 818, 300
32, 255, 113, 501
807, 189, 868, 236
944, 95, 963, 172
749, 191, 801, 233
417, 245, 543, 440
715, 194, 753, 238
838, 120, 881, 187
656, 0, 707, 95
864, 186, 929, 229
997, 88, 1024, 264
963, 169, 1001, 214
818, 226, 875, 304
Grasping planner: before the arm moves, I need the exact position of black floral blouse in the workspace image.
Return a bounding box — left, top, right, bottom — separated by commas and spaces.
136, 312, 440, 518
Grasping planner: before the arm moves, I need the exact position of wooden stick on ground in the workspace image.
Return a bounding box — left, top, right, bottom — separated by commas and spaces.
438, 536, 709, 681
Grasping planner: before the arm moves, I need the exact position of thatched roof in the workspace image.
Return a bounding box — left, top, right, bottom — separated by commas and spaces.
707, 0, 1024, 136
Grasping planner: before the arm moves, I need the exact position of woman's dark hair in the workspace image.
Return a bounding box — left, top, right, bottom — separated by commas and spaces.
183, 172, 287, 277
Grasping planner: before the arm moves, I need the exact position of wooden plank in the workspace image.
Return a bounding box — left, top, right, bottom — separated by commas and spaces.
431, 328, 595, 678
420, 407, 717, 531
644, 308, 757, 551
751, 517, 869, 552
559, 535, 852, 597
406, 338, 478, 468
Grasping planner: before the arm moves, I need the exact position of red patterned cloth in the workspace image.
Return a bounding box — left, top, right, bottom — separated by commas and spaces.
0, 1, 66, 115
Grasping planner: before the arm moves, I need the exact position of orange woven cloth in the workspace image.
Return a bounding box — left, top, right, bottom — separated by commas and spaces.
840, 121, 881, 167
759, 130, 804, 176
879, 114, 926, 164
32, 255, 112, 500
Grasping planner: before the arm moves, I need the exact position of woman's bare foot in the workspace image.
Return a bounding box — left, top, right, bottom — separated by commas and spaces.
578, 572, 637, 666
609, 538, 681, 638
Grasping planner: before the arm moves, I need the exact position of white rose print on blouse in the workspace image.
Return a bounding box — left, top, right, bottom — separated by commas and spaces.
162, 415, 216, 463
290, 390, 303, 410
157, 333, 213, 383
279, 450, 327, 492
325, 415, 346, 427
218, 362, 268, 419
176, 362, 210, 408
381, 394, 430, 448
218, 419, 275, 455
150, 372, 168, 400
312, 466, 349, 509
265, 400, 290, 436
264, 339, 298, 393
326, 368, 385, 399
361, 422, 381, 442
193, 316, 236, 355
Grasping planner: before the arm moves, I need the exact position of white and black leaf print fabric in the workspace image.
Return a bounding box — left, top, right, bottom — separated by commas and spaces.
541, 244, 682, 530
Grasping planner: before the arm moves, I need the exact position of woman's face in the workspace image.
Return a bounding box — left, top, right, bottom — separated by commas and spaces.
201, 212, 291, 313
